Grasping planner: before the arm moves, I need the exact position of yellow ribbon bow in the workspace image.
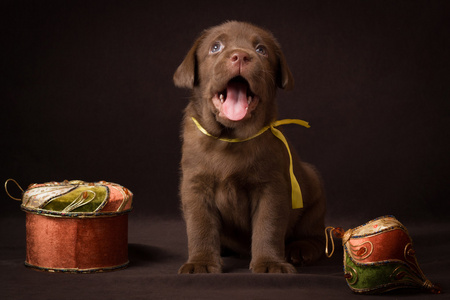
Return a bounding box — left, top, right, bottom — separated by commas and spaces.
191, 117, 310, 209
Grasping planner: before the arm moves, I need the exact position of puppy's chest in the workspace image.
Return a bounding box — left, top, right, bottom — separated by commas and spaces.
200, 140, 279, 176
215, 177, 253, 229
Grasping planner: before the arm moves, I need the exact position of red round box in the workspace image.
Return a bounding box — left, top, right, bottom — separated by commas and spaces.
19, 180, 133, 273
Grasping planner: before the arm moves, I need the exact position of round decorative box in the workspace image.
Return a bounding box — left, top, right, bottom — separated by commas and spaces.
14, 180, 133, 273
328, 216, 440, 294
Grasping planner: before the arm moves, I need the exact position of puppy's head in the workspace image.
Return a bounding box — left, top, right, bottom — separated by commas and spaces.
174, 21, 293, 130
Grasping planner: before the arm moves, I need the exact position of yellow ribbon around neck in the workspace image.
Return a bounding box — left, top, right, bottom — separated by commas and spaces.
191, 117, 310, 209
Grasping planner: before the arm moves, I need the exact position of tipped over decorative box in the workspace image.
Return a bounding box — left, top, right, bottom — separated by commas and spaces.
326, 215, 441, 294
12, 180, 133, 273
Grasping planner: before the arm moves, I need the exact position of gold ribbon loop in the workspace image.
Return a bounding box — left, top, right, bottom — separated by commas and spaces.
325, 227, 336, 258
5, 178, 24, 201
191, 117, 310, 209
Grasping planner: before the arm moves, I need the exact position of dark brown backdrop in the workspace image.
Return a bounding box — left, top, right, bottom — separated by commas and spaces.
1, 1, 449, 298
3, 0, 448, 224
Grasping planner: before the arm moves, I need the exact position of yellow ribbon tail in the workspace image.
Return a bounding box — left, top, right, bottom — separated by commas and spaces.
270, 126, 304, 209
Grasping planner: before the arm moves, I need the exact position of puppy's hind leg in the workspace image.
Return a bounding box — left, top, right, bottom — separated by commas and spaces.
286, 199, 326, 265
286, 169, 326, 265
286, 238, 325, 266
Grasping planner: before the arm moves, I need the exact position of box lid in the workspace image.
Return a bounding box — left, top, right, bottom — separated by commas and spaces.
21, 180, 133, 217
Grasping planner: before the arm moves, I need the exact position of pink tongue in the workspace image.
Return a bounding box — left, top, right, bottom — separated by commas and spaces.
222, 82, 248, 121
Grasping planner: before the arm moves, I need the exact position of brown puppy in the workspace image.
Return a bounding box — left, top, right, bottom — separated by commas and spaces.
174, 21, 326, 274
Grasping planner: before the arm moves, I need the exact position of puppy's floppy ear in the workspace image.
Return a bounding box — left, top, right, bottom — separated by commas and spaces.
276, 48, 294, 91
173, 36, 204, 89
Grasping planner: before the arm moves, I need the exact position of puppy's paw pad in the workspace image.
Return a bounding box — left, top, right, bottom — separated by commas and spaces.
178, 262, 222, 274
250, 261, 297, 274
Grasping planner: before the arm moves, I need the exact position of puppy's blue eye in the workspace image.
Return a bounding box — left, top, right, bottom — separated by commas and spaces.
210, 42, 223, 54
256, 45, 267, 56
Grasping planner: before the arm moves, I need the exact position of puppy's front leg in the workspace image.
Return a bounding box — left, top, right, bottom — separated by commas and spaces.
179, 178, 222, 274
249, 190, 297, 274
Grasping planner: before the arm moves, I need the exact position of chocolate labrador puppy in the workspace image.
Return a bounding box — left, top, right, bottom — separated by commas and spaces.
174, 21, 326, 274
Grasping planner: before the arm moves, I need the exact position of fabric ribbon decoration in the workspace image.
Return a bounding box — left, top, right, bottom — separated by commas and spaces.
191, 117, 310, 209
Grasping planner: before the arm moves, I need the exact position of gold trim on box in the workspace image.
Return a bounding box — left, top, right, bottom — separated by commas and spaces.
24, 261, 130, 273
21, 206, 133, 218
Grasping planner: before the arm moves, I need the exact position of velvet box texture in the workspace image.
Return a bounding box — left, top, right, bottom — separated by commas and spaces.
15, 180, 133, 273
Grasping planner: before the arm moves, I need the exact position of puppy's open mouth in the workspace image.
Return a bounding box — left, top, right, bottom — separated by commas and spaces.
212, 77, 259, 121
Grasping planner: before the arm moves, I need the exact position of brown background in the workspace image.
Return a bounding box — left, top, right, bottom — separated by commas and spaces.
1, 1, 449, 299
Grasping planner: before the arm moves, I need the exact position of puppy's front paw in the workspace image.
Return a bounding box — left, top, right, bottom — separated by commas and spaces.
250, 261, 297, 274
178, 261, 222, 274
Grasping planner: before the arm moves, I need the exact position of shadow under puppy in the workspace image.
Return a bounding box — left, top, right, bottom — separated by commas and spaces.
174, 21, 326, 274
